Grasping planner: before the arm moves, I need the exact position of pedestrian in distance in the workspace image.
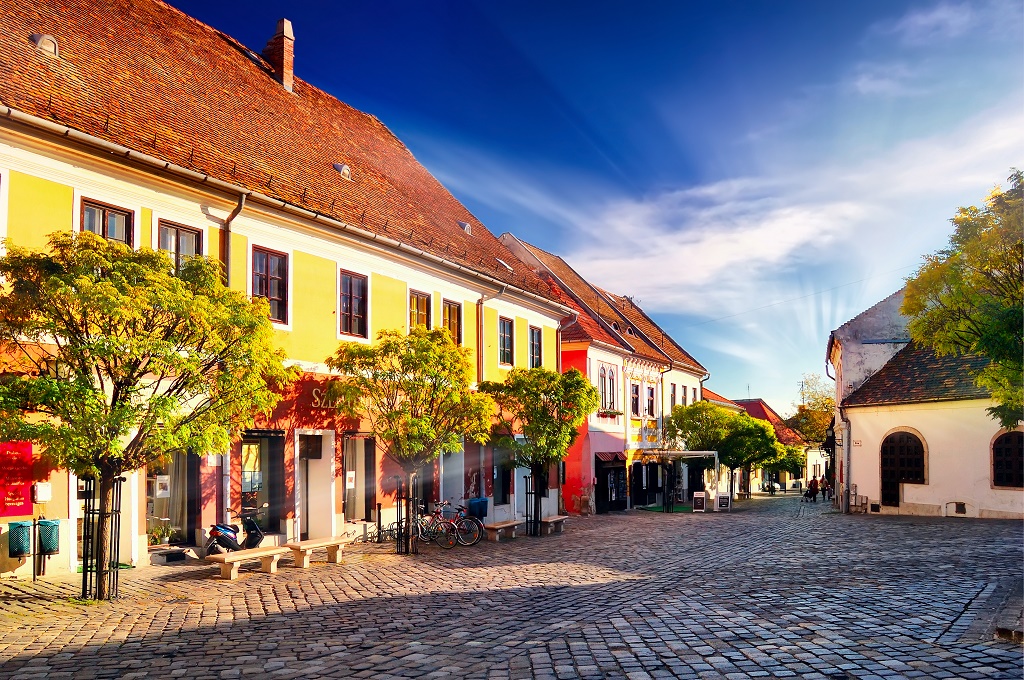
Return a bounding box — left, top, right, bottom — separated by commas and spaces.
808, 476, 819, 502
820, 476, 830, 502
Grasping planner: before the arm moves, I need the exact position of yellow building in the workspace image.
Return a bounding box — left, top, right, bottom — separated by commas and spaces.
0, 0, 570, 572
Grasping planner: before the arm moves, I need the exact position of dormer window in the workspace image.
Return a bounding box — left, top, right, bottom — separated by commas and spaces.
31, 34, 59, 57
332, 163, 353, 181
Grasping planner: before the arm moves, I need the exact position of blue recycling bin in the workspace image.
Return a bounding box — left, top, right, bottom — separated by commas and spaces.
467, 497, 488, 519
37, 519, 60, 555
7, 521, 32, 558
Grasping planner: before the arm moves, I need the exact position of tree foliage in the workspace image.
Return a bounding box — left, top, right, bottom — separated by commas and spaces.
901, 169, 1023, 428
0, 231, 295, 598
785, 373, 835, 444
664, 402, 786, 487
663, 400, 732, 453
762, 445, 807, 476
718, 412, 785, 473
325, 327, 495, 475
480, 367, 599, 471
480, 367, 598, 532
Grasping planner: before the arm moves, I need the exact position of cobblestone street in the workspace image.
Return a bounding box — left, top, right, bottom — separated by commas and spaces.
0, 496, 1020, 679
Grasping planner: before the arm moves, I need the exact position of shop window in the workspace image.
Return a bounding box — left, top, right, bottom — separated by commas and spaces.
340, 271, 368, 337
146, 451, 194, 544
992, 431, 1023, 488
158, 220, 201, 274
443, 299, 461, 344
498, 317, 513, 365
493, 448, 512, 505
529, 326, 542, 368
241, 440, 267, 516
252, 247, 288, 323
409, 290, 430, 329
82, 198, 132, 246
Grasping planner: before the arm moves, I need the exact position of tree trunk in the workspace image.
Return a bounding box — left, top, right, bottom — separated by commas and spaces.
94, 471, 115, 600
532, 463, 544, 537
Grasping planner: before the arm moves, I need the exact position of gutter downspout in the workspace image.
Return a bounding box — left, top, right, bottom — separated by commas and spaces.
218, 193, 247, 525
221, 192, 248, 287
839, 405, 852, 514
476, 286, 506, 384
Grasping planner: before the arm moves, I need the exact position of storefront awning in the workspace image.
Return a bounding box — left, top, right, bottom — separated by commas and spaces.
595, 451, 626, 462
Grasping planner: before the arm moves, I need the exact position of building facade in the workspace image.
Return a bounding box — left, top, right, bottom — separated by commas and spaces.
828, 292, 1022, 519
0, 0, 571, 575
500, 235, 708, 514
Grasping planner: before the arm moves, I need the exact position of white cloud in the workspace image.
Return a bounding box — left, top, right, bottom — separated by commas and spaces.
846, 62, 921, 97
870, 0, 1021, 46
877, 2, 975, 45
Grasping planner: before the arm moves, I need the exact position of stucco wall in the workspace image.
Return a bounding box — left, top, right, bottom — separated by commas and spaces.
847, 399, 1023, 518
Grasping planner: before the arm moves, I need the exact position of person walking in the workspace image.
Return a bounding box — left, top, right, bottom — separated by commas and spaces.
808, 476, 819, 502
820, 476, 830, 502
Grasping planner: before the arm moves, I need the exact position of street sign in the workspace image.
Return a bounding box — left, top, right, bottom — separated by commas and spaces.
692, 492, 706, 512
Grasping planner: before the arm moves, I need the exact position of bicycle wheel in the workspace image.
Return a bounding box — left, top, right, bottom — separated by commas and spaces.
432, 520, 458, 549
455, 517, 482, 546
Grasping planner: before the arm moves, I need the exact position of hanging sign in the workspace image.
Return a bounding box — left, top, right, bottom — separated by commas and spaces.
346, 471, 356, 489
692, 491, 706, 512
0, 442, 33, 517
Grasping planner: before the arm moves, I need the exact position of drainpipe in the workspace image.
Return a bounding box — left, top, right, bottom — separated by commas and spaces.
476, 285, 506, 384
221, 192, 248, 287
839, 405, 852, 514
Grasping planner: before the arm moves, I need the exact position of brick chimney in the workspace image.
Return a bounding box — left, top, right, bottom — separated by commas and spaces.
263, 18, 295, 92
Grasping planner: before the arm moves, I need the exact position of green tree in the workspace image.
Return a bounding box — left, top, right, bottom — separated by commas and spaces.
762, 445, 807, 478
0, 232, 295, 599
663, 400, 733, 452
785, 373, 835, 444
902, 169, 1023, 428
719, 412, 785, 496
480, 367, 599, 535
325, 327, 495, 503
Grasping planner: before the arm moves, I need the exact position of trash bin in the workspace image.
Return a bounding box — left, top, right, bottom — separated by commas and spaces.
467, 497, 488, 519
37, 519, 60, 555
7, 521, 32, 558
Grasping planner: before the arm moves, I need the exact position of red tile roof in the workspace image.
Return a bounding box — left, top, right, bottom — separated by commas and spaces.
701, 387, 742, 410
843, 343, 990, 407
732, 398, 806, 446
512, 239, 705, 373
598, 289, 706, 374
0, 0, 556, 301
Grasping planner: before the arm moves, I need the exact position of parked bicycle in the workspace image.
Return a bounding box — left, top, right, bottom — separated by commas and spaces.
415, 503, 458, 549
435, 500, 483, 546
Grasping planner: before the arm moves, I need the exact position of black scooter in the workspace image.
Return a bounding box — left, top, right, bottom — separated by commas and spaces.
204, 503, 267, 555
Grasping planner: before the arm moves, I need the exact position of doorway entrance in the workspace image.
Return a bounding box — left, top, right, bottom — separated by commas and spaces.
880, 431, 925, 506
240, 430, 285, 533
596, 463, 627, 513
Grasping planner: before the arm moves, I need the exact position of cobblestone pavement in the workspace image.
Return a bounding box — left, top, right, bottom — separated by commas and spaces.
0, 496, 1021, 679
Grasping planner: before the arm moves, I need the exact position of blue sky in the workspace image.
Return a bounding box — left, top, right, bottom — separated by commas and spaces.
171, 0, 1023, 414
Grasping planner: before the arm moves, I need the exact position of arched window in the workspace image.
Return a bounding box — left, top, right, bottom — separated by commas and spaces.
599, 367, 607, 409
608, 372, 616, 409
880, 431, 925, 506
992, 431, 1023, 488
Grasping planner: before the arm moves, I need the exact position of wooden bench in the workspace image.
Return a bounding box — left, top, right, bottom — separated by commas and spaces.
284, 531, 357, 569
205, 545, 289, 580
483, 520, 524, 542
540, 515, 569, 535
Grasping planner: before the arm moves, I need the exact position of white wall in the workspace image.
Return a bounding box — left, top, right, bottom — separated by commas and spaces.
848, 399, 1023, 518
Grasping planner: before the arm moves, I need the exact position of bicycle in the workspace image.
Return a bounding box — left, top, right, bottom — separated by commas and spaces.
415, 503, 458, 549
435, 500, 483, 546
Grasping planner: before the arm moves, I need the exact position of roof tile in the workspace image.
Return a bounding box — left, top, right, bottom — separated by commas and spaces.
842, 343, 990, 407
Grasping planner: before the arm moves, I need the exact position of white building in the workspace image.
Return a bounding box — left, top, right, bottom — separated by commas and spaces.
828, 291, 1023, 519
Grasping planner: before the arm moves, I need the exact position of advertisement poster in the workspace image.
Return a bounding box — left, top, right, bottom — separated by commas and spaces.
0, 441, 33, 517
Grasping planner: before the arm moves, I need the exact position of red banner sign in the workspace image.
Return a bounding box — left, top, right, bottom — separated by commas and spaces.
0, 441, 33, 517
